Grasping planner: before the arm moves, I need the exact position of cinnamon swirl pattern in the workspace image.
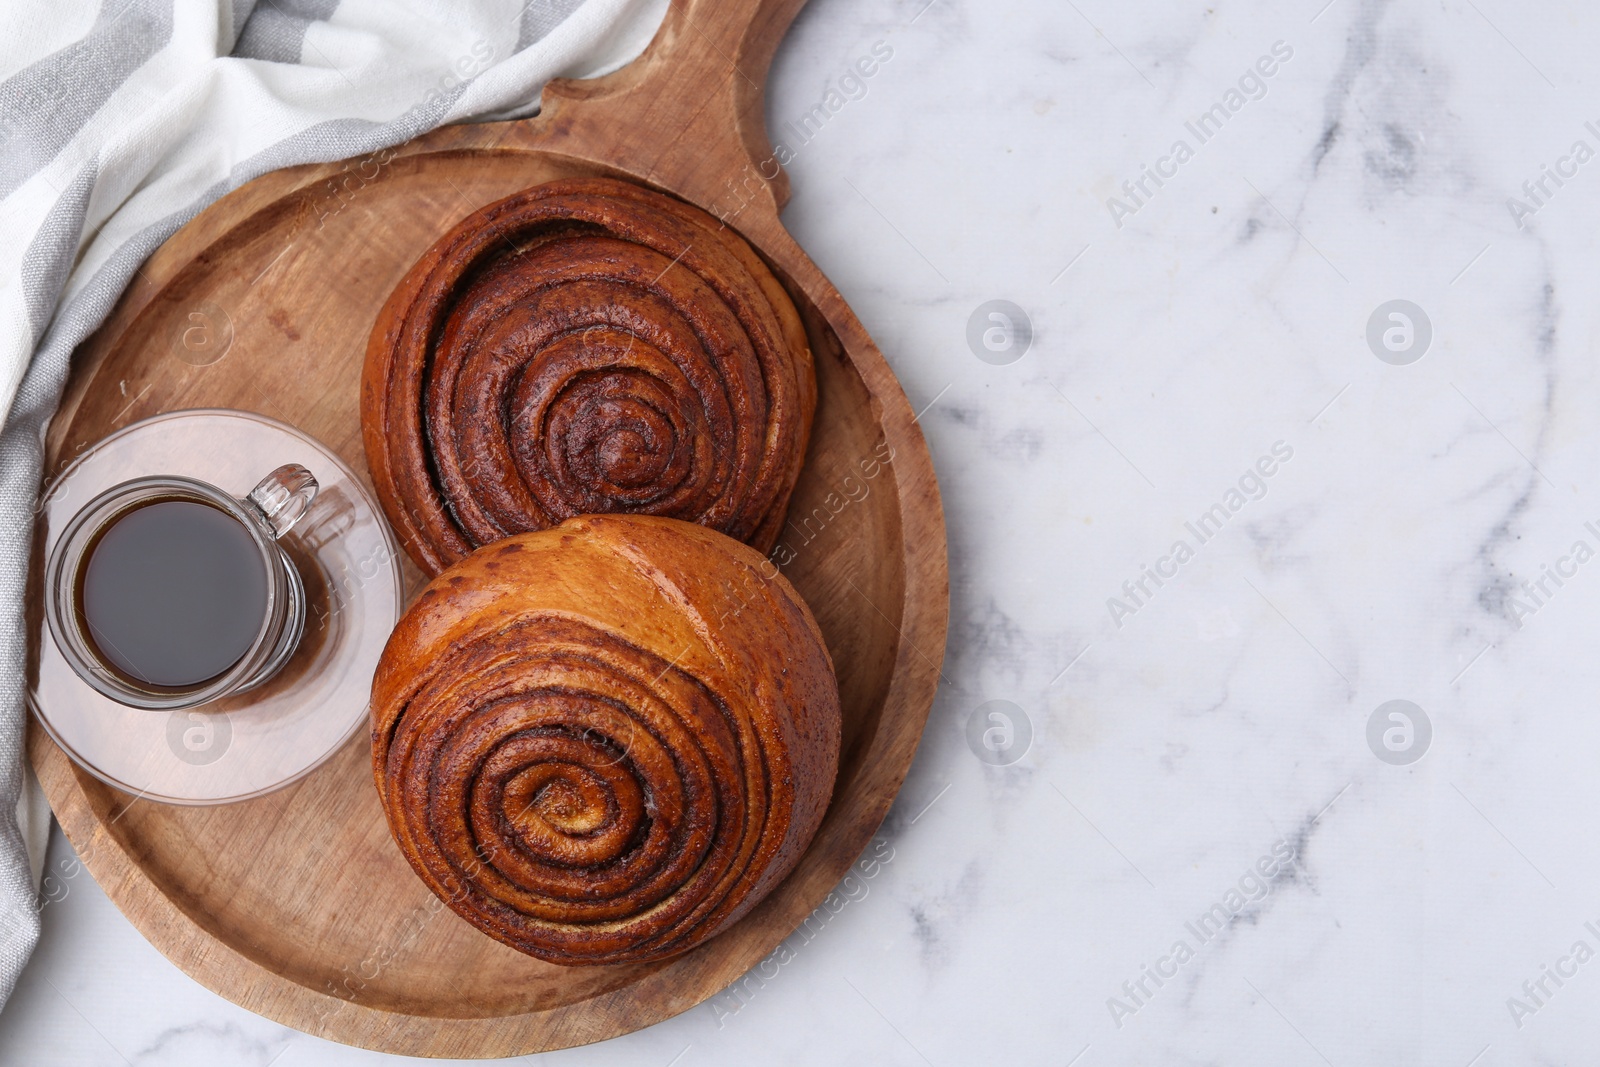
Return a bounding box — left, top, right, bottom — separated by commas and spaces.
362, 177, 816, 575
370, 515, 841, 965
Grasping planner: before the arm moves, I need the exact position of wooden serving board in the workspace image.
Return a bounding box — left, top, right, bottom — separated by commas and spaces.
26, 0, 948, 1056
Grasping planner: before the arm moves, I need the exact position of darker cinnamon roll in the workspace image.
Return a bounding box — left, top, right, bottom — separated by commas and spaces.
362, 177, 815, 575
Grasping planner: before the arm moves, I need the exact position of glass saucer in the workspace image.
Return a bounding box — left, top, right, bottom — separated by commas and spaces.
29, 410, 402, 804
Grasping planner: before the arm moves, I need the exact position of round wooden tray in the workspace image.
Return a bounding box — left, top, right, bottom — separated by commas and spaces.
26, 0, 948, 1056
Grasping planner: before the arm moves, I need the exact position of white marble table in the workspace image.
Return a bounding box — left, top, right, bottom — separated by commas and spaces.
6, 0, 1600, 1062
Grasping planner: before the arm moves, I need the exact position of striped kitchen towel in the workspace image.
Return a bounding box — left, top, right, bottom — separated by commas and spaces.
0, 0, 666, 1006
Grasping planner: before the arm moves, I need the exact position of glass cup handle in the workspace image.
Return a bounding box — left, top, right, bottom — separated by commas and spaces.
246, 464, 319, 538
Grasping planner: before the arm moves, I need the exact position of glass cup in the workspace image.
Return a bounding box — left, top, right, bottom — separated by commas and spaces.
44, 464, 318, 710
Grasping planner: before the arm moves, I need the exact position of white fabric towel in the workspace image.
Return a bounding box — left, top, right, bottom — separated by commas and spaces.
0, 0, 666, 1007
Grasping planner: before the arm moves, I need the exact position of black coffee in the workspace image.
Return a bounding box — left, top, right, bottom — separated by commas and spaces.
79, 498, 268, 689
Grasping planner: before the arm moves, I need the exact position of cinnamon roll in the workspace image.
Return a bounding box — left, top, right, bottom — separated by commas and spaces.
362, 177, 815, 575
370, 515, 841, 965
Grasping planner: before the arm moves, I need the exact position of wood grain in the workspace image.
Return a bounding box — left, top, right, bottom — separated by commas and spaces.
27, 0, 949, 1055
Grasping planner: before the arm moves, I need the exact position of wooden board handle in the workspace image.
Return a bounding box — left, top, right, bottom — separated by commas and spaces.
538, 0, 810, 217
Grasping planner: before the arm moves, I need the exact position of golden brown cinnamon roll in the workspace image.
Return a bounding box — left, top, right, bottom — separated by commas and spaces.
370, 515, 841, 965
362, 177, 815, 576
